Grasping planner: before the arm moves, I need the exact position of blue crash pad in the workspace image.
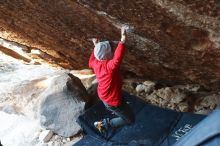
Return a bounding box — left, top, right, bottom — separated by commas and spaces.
74, 92, 206, 146
174, 108, 220, 146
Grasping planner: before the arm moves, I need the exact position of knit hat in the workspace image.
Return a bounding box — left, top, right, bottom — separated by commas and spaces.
94, 41, 113, 60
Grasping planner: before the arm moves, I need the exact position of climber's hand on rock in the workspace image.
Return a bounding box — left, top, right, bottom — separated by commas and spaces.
121, 26, 127, 43
92, 38, 99, 46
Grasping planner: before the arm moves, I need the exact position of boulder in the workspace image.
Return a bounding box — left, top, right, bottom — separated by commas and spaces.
70, 69, 96, 89
135, 81, 155, 94
135, 84, 146, 93
143, 81, 156, 94
39, 73, 90, 137
194, 94, 220, 114
154, 87, 187, 104
1, 0, 220, 90
39, 130, 53, 143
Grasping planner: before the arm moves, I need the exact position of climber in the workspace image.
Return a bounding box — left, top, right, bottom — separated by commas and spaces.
88, 27, 135, 132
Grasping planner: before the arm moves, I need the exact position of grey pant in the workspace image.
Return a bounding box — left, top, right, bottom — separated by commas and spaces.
103, 99, 135, 128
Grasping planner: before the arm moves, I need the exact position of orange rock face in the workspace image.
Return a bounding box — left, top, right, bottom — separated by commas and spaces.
0, 0, 220, 90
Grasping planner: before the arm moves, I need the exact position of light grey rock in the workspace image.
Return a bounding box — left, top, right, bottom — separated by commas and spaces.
136, 84, 146, 93
54, 141, 62, 146
143, 81, 156, 93
143, 81, 155, 87
39, 73, 90, 137
47, 141, 53, 146
54, 135, 60, 140
39, 130, 53, 143
40, 144, 48, 146
62, 138, 67, 143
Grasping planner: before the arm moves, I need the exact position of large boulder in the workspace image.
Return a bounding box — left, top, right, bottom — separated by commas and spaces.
0, 56, 87, 145
0, 0, 220, 90
39, 73, 90, 137
0, 57, 67, 119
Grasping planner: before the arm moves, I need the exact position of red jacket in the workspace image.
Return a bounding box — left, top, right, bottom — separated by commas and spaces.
89, 42, 125, 106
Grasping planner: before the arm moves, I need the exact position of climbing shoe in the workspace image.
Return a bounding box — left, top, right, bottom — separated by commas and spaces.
94, 118, 110, 133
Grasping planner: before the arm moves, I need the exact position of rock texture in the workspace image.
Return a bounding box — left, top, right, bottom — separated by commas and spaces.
146, 87, 189, 111
122, 79, 220, 114
0, 0, 220, 90
195, 94, 220, 114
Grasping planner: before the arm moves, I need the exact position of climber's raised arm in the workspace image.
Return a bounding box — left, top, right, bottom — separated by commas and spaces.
107, 27, 127, 70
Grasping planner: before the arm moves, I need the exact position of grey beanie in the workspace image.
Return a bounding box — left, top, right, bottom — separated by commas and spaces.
94, 41, 113, 60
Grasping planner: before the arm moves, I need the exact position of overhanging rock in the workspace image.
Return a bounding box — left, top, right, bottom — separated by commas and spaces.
0, 0, 220, 90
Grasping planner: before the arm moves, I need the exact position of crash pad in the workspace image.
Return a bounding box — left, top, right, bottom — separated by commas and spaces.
74, 92, 205, 146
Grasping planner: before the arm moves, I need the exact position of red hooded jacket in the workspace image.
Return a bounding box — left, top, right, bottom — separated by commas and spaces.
89, 42, 125, 106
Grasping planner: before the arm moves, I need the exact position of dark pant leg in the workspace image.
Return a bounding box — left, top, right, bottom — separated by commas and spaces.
104, 99, 135, 128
